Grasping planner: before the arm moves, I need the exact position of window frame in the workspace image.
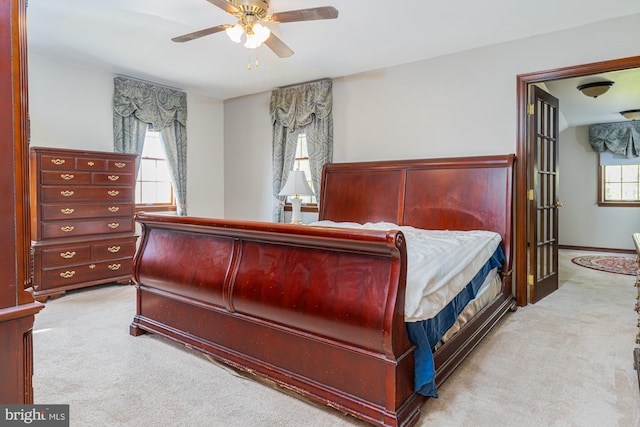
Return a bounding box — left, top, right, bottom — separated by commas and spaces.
135, 128, 177, 213
597, 152, 640, 207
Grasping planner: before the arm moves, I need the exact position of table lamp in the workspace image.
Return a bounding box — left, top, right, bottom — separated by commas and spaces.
278, 170, 314, 224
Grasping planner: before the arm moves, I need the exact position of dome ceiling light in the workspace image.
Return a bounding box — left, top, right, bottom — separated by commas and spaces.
620, 109, 640, 121
576, 81, 614, 98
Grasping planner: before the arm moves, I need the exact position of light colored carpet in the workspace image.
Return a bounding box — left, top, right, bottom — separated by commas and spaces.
33, 250, 640, 426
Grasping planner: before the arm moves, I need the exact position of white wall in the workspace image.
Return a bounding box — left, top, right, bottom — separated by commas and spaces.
28, 55, 225, 218
223, 92, 273, 221
559, 126, 640, 250
223, 14, 640, 249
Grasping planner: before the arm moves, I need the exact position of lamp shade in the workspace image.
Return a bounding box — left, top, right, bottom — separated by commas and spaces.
225, 22, 243, 43
278, 170, 314, 197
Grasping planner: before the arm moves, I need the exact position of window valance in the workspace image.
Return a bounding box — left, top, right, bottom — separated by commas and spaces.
589, 121, 640, 158
269, 79, 332, 132
270, 79, 333, 223
113, 76, 187, 129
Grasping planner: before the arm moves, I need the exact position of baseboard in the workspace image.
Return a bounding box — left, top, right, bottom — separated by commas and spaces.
559, 244, 635, 255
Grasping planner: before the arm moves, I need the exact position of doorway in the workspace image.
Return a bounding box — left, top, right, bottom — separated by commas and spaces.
515, 55, 640, 306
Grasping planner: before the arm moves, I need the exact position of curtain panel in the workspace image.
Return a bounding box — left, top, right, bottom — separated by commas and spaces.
270, 79, 333, 222
113, 76, 188, 215
589, 121, 640, 158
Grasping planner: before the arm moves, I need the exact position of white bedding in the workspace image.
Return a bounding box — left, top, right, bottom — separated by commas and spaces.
310, 221, 501, 322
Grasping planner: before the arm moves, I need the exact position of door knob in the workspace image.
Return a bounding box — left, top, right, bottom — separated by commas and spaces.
555, 201, 564, 208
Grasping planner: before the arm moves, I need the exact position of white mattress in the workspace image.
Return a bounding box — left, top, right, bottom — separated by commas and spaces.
310, 221, 501, 322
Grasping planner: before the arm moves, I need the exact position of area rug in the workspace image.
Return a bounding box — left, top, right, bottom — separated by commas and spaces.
571, 255, 637, 276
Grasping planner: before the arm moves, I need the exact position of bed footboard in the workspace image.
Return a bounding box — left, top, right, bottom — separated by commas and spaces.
130, 214, 422, 427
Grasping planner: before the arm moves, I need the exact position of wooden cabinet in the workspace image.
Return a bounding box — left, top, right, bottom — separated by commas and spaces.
29, 147, 138, 301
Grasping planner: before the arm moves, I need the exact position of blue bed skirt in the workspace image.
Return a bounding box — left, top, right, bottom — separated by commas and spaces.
406, 247, 505, 398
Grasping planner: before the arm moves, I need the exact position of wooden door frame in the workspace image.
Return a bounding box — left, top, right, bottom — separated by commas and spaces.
0, 0, 44, 403
515, 55, 640, 306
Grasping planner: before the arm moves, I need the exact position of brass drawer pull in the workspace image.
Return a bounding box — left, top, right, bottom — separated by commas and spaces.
60, 174, 74, 180
114, 162, 126, 168
107, 206, 120, 213
87, 161, 95, 166
61, 208, 74, 215
89, 264, 96, 269
51, 159, 65, 165
61, 226, 75, 232
108, 263, 121, 271
107, 190, 119, 196
60, 190, 74, 197
108, 175, 119, 181
108, 246, 121, 253
60, 271, 75, 279
60, 251, 76, 259
107, 223, 120, 229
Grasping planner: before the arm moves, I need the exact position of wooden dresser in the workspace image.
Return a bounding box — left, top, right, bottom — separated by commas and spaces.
29, 147, 138, 301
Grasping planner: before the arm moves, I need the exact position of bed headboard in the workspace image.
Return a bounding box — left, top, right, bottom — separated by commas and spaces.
318, 154, 516, 271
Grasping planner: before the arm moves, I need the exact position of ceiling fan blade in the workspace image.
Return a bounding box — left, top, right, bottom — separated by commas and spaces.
264, 33, 294, 58
172, 24, 229, 43
206, 0, 239, 15
270, 6, 338, 24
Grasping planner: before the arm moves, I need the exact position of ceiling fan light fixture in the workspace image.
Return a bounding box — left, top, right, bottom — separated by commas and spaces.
577, 81, 614, 98
243, 23, 271, 49
225, 22, 244, 43
620, 109, 640, 121
172, 2, 339, 59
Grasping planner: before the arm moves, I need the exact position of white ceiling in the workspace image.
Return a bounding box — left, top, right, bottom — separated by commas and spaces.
26, 0, 640, 125
545, 69, 640, 127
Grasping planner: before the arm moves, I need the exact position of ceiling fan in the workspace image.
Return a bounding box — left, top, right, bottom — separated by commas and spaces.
172, 0, 339, 58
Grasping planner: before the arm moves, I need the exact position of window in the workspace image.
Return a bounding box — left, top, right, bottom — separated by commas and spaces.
284, 131, 317, 211
598, 151, 640, 206
135, 127, 176, 212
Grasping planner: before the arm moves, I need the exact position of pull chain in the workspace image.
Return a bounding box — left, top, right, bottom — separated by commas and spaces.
247, 52, 260, 71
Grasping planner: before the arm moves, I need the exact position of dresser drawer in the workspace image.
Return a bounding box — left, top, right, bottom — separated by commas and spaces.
39, 243, 92, 267
76, 157, 107, 170
107, 159, 135, 172
38, 259, 132, 290
41, 217, 135, 239
41, 170, 91, 185
93, 238, 137, 261
41, 202, 134, 221
40, 154, 75, 170
41, 186, 134, 203
92, 172, 135, 186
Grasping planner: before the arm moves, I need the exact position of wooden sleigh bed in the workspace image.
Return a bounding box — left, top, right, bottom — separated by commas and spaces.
130, 154, 516, 426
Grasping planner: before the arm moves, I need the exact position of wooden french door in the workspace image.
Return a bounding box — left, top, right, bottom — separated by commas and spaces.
528, 85, 561, 303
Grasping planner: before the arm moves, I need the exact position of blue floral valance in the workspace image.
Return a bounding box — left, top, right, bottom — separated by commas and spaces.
589, 121, 640, 158
113, 76, 187, 130
269, 79, 332, 132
